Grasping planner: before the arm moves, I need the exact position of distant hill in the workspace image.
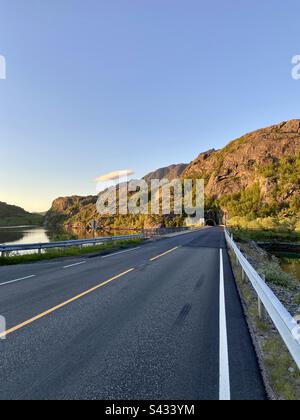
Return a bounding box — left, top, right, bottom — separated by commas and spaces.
45, 120, 300, 228
0, 202, 44, 227
143, 164, 188, 184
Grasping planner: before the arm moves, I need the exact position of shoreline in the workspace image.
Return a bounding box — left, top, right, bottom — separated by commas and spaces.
0, 238, 145, 266
0, 225, 44, 229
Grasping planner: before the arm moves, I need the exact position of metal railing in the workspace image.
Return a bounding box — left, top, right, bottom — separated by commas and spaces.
225, 229, 300, 369
0, 234, 144, 257
0, 227, 196, 257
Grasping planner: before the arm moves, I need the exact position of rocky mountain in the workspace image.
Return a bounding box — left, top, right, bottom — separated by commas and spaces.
183, 120, 300, 220
44, 196, 98, 227
184, 120, 300, 199
143, 163, 188, 184
45, 120, 300, 228
44, 166, 188, 228
0, 202, 44, 227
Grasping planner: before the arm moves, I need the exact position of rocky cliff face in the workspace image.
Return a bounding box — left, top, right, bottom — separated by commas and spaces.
44, 196, 97, 227
143, 163, 188, 184
184, 120, 300, 200
45, 120, 300, 227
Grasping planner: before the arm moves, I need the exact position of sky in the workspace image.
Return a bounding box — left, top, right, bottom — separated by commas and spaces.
0, 0, 299, 212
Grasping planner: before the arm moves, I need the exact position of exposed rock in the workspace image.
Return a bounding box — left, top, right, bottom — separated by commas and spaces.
183, 120, 300, 199
280, 120, 300, 134
44, 196, 97, 227
45, 120, 300, 228
143, 215, 164, 230
143, 163, 188, 184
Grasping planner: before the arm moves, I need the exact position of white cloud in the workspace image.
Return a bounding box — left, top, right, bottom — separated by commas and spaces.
95, 169, 135, 183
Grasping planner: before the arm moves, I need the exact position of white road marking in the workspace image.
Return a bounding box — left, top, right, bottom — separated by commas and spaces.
219, 248, 231, 401
0, 275, 36, 287
102, 247, 141, 259
63, 261, 86, 269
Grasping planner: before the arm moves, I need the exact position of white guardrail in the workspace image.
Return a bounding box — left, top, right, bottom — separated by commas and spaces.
0, 234, 144, 256
225, 229, 300, 370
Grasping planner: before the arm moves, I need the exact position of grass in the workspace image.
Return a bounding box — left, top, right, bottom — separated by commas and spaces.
227, 216, 300, 243
229, 226, 300, 243
0, 239, 144, 266
263, 338, 300, 400
258, 258, 297, 289
295, 293, 300, 306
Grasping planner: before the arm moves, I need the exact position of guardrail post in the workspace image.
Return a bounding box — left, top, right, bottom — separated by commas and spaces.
241, 267, 246, 282
258, 274, 266, 321
258, 297, 263, 321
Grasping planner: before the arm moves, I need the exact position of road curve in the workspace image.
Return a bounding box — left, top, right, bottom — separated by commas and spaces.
0, 228, 266, 400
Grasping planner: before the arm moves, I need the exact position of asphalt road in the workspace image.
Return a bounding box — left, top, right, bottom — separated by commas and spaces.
0, 228, 266, 400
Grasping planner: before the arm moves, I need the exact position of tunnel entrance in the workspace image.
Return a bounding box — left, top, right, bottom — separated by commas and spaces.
204, 208, 223, 226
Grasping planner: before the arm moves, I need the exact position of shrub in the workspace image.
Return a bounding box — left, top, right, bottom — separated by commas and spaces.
295, 293, 300, 306
258, 258, 296, 289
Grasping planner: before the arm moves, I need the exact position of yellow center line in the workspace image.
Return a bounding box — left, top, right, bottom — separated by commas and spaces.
150, 246, 180, 262
0, 268, 135, 339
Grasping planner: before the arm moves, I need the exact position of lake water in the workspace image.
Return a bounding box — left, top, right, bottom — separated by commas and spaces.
0, 226, 83, 246
0, 226, 51, 246
0, 226, 139, 247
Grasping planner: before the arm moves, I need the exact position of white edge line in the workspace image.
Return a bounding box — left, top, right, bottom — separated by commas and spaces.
63, 261, 86, 269
219, 248, 231, 401
101, 247, 141, 259
0, 275, 36, 287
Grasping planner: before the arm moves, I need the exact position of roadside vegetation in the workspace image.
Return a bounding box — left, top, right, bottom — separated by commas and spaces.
220, 157, 300, 219
228, 247, 300, 400
0, 239, 144, 266
227, 216, 300, 243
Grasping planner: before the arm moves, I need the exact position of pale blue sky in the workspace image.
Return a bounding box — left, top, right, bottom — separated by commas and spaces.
0, 0, 299, 211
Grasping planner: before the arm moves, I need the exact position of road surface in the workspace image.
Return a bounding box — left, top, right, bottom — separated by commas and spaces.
0, 228, 266, 400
